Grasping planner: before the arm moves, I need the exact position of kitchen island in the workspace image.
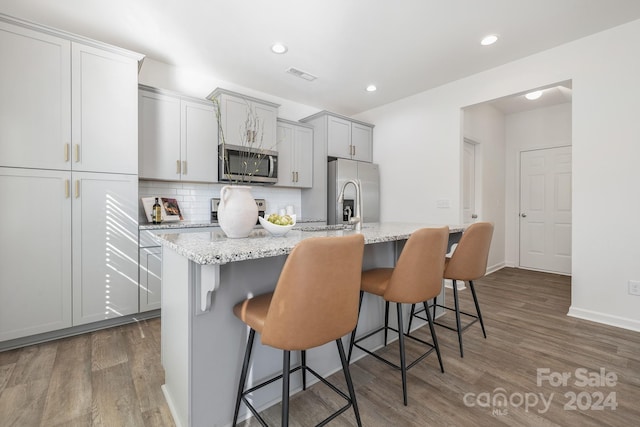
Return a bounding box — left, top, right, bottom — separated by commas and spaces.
155, 222, 463, 427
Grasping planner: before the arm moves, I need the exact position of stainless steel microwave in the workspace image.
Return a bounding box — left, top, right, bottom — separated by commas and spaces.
219, 144, 278, 184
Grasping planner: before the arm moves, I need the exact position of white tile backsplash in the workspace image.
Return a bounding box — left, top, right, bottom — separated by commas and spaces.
139, 180, 302, 223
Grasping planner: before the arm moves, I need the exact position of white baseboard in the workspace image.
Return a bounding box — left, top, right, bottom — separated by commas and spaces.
567, 306, 640, 332
486, 262, 505, 275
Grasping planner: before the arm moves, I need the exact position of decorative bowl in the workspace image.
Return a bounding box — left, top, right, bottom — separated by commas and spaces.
258, 214, 296, 236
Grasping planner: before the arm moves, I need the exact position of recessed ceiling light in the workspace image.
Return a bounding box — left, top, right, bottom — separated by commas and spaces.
271, 43, 288, 54
525, 90, 543, 100
481, 35, 498, 46
366, 85, 377, 92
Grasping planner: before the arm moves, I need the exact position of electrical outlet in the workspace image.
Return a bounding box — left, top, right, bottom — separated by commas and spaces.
629, 280, 640, 296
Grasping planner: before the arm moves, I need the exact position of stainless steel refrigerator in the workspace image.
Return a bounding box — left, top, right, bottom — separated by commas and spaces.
327, 159, 380, 225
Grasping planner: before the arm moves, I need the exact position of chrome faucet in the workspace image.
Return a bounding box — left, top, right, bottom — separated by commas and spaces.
337, 179, 363, 231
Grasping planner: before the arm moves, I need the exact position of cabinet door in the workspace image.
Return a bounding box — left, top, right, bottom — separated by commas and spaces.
139, 90, 182, 180
72, 172, 139, 325
181, 100, 218, 182
139, 246, 162, 312
351, 123, 373, 162
0, 168, 72, 341
0, 22, 71, 170
254, 103, 278, 151
275, 123, 295, 186
219, 95, 249, 147
294, 126, 314, 188
327, 116, 352, 159
72, 43, 139, 174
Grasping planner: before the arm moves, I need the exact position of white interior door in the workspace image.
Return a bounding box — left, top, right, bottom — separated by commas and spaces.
519, 146, 572, 274
462, 139, 477, 225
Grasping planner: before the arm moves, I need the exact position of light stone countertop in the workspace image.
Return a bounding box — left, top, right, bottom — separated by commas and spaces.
155, 222, 465, 265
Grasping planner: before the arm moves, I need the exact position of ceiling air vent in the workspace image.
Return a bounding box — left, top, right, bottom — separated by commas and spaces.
286, 67, 317, 82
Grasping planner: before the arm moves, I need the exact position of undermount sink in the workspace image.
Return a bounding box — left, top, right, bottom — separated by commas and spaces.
295, 224, 372, 232
295, 224, 347, 232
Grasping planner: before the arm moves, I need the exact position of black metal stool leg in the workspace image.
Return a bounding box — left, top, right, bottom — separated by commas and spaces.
301, 350, 307, 390
233, 329, 255, 426
282, 350, 290, 427
348, 291, 364, 363
396, 303, 408, 406
432, 295, 437, 319
336, 339, 362, 427
407, 303, 416, 333
452, 280, 464, 357
468, 280, 486, 338
384, 301, 390, 345
423, 301, 444, 373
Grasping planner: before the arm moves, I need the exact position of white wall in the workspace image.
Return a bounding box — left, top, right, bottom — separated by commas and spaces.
463, 103, 506, 273
355, 20, 640, 331
504, 103, 572, 267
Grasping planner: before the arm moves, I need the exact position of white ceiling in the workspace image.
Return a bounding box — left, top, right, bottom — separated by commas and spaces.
2, 0, 640, 115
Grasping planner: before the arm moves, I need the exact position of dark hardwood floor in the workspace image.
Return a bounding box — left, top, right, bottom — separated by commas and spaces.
1, 268, 638, 426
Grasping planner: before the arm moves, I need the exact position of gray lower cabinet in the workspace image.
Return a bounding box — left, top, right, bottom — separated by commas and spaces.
139, 230, 163, 312
0, 168, 139, 341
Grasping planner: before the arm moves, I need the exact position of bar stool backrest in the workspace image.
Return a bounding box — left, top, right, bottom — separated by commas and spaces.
384, 226, 449, 304
262, 234, 365, 350
444, 222, 494, 281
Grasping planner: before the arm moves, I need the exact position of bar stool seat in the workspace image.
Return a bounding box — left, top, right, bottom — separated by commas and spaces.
232, 234, 365, 427
348, 226, 449, 406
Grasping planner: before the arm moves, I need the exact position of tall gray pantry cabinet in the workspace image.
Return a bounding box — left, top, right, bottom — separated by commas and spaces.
0, 15, 144, 342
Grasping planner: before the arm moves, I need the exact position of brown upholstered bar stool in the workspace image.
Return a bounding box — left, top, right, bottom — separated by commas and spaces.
348, 227, 449, 406
408, 221, 494, 358
232, 234, 365, 427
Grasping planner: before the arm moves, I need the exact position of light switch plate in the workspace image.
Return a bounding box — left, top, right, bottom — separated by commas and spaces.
629, 280, 640, 296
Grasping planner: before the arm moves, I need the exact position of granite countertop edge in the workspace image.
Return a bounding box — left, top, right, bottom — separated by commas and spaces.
155, 222, 465, 265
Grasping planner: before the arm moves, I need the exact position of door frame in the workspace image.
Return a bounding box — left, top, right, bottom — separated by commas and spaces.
462, 137, 481, 225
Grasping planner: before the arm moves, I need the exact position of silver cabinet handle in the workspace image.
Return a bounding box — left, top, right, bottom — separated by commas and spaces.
176, 160, 181, 174
74, 144, 80, 162
75, 180, 80, 198
64, 144, 70, 162
65, 179, 70, 198
521, 213, 527, 218
182, 161, 187, 175
471, 214, 478, 219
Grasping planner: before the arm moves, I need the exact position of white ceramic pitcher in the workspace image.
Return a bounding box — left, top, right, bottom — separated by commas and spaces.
217, 185, 258, 238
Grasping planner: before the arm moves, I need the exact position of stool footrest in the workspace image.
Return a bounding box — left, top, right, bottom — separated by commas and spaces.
240, 357, 355, 426
352, 325, 438, 372
413, 304, 480, 333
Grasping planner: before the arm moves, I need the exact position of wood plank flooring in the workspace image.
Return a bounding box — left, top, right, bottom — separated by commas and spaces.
1, 267, 639, 426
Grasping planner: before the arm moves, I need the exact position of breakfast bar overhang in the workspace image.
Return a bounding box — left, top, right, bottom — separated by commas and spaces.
156, 223, 463, 427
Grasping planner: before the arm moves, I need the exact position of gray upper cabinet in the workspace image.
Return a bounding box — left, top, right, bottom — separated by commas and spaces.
0, 19, 140, 174
207, 88, 279, 151
139, 85, 218, 182
275, 119, 313, 188
316, 111, 374, 162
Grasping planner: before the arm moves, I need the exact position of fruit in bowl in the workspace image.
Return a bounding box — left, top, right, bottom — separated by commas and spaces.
259, 213, 296, 236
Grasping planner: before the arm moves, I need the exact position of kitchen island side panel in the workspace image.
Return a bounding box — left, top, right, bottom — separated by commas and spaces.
161, 241, 398, 427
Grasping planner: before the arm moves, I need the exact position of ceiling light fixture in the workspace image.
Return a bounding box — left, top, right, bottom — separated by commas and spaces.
271, 43, 288, 54
525, 90, 543, 100
366, 85, 377, 92
481, 34, 498, 46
